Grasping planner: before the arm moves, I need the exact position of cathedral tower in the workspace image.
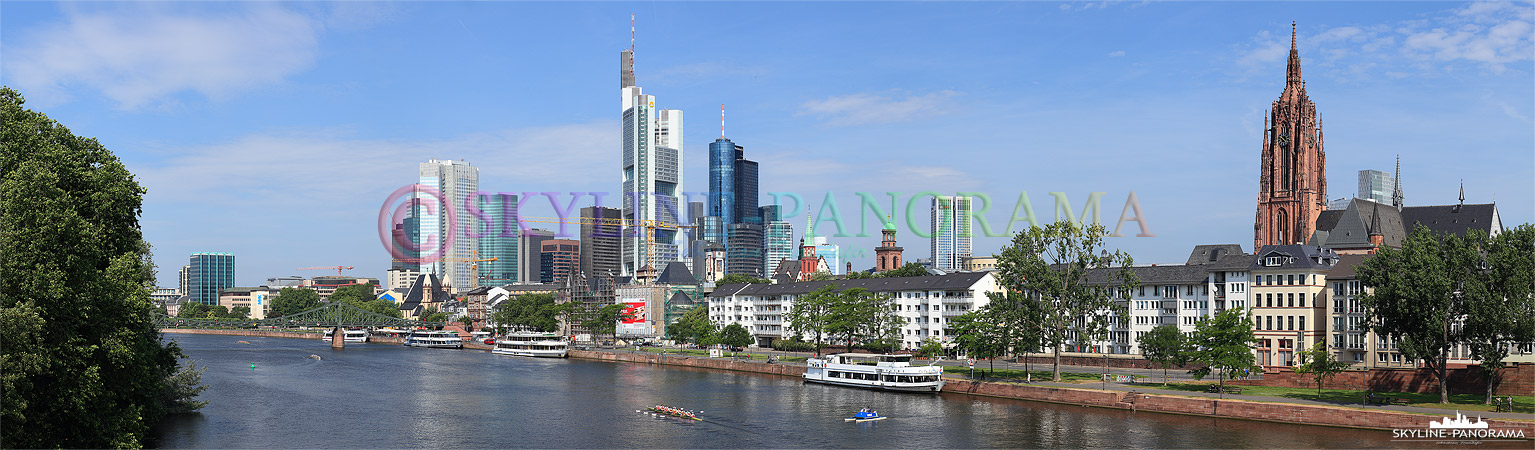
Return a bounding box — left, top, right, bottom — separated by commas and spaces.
1255, 23, 1328, 250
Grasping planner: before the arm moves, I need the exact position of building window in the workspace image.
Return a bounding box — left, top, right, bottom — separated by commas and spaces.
1287, 316, 1295, 331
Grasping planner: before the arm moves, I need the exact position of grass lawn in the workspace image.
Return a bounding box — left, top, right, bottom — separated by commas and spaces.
634, 347, 808, 363
941, 366, 1119, 383
1137, 382, 1534, 414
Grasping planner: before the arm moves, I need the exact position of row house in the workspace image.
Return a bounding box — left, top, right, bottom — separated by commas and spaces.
706, 272, 998, 349
1249, 244, 1339, 367
1079, 245, 1253, 355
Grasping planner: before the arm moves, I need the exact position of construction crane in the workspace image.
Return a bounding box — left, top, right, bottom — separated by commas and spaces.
298, 265, 355, 277
517, 215, 695, 284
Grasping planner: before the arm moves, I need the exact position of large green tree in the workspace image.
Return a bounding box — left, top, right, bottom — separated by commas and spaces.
824, 288, 902, 353
715, 323, 754, 355
1457, 225, 1535, 404
665, 306, 714, 345
581, 303, 634, 343
1138, 324, 1190, 385
1357, 225, 1480, 404
328, 282, 376, 306
949, 310, 1009, 375
1187, 307, 1261, 394
1294, 342, 1350, 396
490, 293, 569, 333
995, 220, 1136, 381
877, 262, 930, 278
717, 274, 771, 285
783, 285, 836, 355
267, 287, 320, 318
2, 87, 193, 447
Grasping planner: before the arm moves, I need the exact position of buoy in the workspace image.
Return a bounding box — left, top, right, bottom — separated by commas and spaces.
250, 363, 256, 370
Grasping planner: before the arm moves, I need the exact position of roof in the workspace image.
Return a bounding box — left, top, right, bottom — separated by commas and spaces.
1326, 254, 1372, 280
1311, 199, 1405, 249
400, 274, 448, 310
1401, 203, 1502, 237
655, 262, 699, 285
709, 272, 992, 298
1084, 264, 1208, 285
1186, 244, 1244, 265
1208, 253, 1258, 271
1250, 245, 1340, 271
667, 291, 696, 306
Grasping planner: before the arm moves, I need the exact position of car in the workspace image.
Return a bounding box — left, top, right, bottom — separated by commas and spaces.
482, 338, 495, 345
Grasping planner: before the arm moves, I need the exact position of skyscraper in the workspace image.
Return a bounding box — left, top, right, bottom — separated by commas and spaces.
520, 228, 554, 283
415, 159, 479, 291
188, 252, 234, 305
726, 223, 765, 277
1356, 169, 1396, 205
478, 194, 518, 285
708, 138, 739, 224
762, 205, 794, 273
620, 47, 684, 277
930, 196, 972, 271
539, 239, 580, 284
580, 206, 622, 279
813, 236, 842, 275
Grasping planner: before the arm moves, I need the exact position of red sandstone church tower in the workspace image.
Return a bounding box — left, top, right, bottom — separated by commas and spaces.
1255, 23, 1328, 250
874, 221, 903, 272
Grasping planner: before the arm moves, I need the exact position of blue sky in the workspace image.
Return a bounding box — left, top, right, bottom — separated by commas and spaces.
3, 1, 1531, 288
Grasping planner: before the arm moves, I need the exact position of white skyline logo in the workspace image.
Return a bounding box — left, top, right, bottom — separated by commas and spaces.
1429, 412, 1488, 430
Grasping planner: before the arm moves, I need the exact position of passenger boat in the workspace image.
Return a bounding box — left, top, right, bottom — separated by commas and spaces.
803, 353, 945, 392
323, 328, 369, 343
403, 330, 463, 349
643, 405, 701, 421
845, 408, 885, 422
492, 332, 569, 358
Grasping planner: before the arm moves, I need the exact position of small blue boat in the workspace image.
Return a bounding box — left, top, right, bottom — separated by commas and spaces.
845, 408, 886, 422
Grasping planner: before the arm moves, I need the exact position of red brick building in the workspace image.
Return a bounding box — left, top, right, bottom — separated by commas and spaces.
1255, 24, 1329, 251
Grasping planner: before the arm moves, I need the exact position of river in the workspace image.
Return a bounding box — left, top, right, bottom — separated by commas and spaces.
152, 333, 1429, 448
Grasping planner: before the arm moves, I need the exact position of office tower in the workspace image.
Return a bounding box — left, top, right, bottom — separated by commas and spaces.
726, 223, 765, 277
477, 193, 518, 286
709, 138, 739, 224
188, 252, 234, 305
620, 56, 684, 277
813, 237, 842, 275
539, 239, 580, 284
581, 206, 622, 279
687, 201, 706, 274
930, 196, 972, 271
762, 205, 793, 272
735, 153, 759, 224
415, 159, 479, 291
1356, 169, 1396, 205
520, 228, 555, 283
178, 265, 190, 295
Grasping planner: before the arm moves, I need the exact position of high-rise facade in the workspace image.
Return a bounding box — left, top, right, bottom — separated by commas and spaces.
726, 223, 765, 277
415, 159, 480, 291
177, 265, 190, 296
1356, 169, 1395, 205
539, 239, 580, 284
1255, 25, 1328, 250
814, 236, 842, 274
620, 64, 684, 276
930, 196, 972, 271
188, 252, 234, 305
477, 194, 518, 285
520, 228, 555, 283
580, 206, 623, 279
708, 138, 740, 224
762, 205, 794, 272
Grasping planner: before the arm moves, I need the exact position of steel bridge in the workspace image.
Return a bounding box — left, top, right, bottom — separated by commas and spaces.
156, 302, 445, 348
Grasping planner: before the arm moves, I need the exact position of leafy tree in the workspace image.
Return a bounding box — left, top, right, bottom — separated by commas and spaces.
783, 285, 836, 355
917, 338, 944, 358
581, 303, 633, 343
208, 305, 230, 319
328, 282, 376, 307
490, 293, 569, 333
460, 314, 475, 333
178, 301, 210, 318
878, 262, 930, 278
1460, 224, 1535, 404
360, 299, 402, 319
950, 310, 1007, 375
665, 306, 714, 345
1187, 308, 1261, 394
716, 323, 754, 355
419, 306, 449, 324
995, 220, 1136, 381
1138, 324, 1190, 385
226, 305, 251, 319
268, 287, 320, 318
825, 288, 902, 353
1294, 342, 1350, 396
2, 87, 191, 447
1358, 225, 1480, 404
717, 274, 771, 285
809, 271, 835, 281
845, 271, 875, 279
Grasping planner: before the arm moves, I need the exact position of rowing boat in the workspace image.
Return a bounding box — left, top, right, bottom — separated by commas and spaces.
642, 405, 702, 421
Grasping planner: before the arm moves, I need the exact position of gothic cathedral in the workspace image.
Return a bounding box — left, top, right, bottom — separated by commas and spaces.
1255, 24, 1327, 250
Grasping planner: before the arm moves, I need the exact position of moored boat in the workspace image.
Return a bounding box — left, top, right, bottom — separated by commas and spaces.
403, 330, 463, 348
324, 328, 369, 343
492, 332, 569, 358
804, 353, 944, 392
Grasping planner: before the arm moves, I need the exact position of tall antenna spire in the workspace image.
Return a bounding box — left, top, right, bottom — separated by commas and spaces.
721, 104, 725, 138
630, 12, 636, 84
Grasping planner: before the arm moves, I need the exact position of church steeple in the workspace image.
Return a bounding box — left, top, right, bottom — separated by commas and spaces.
1286, 22, 1302, 86
1255, 22, 1327, 251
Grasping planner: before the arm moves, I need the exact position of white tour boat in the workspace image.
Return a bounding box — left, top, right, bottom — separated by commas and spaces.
403, 330, 463, 349
324, 328, 369, 343
492, 332, 569, 358
804, 353, 945, 393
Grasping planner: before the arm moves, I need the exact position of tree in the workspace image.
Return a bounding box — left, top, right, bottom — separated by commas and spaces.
1187, 307, 1261, 394
917, 338, 944, 358
716, 323, 754, 355
419, 306, 449, 324
360, 299, 402, 319
178, 301, 210, 318
824, 288, 901, 353
845, 271, 875, 279
268, 287, 320, 318
809, 271, 835, 281
1294, 342, 1350, 396
207, 305, 230, 319
949, 310, 1009, 375
226, 305, 251, 319
783, 285, 836, 355
1138, 324, 1190, 385
1357, 225, 1480, 404
1461, 225, 1535, 404
878, 262, 930, 278
2, 87, 192, 447
717, 274, 771, 285
328, 282, 376, 307
665, 306, 714, 345
995, 220, 1136, 381
490, 293, 568, 333
581, 303, 633, 343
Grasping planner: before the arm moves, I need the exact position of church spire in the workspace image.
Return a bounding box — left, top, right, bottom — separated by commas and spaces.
1286, 22, 1302, 86
1392, 155, 1403, 210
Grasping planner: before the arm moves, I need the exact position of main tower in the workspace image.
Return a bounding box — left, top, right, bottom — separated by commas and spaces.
1255, 23, 1327, 250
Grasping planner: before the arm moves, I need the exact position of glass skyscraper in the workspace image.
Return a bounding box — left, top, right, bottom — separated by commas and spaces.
477, 193, 518, 285
416, 159, 479, 291
930, 196, 972, 271
762, 205, 793, 272
188, 252, 234, 306
620, 79, 684, 276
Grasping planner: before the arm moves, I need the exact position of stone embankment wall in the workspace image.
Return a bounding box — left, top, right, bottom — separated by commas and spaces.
569, 350, 806, 377
1229, 364, 1534, 396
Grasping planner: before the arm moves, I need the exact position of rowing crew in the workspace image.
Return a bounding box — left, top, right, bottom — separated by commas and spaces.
651, 405, 697, 419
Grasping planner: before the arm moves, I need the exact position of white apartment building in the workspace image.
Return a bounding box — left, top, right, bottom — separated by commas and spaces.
1080, 245, 1251, 355
706, 272, 998, 349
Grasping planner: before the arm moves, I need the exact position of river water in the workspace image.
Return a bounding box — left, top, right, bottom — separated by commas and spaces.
152, 333, 1428, 448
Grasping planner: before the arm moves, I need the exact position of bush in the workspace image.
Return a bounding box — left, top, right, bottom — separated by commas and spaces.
771, 338, 817, 352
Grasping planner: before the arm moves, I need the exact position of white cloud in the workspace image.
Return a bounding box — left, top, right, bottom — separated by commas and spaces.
1108, 50, 1127, 57
3, 4, 321, 109
797, 90, 961, 126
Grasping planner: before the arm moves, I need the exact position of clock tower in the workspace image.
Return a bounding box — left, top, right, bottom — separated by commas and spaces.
1255, 23, 1327, 250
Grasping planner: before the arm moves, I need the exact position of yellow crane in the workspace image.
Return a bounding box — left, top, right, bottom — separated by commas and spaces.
517, 216, 695, 284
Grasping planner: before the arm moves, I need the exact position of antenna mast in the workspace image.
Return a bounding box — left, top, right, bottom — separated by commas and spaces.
630, 12, 636, 83
721, 104, 725, 138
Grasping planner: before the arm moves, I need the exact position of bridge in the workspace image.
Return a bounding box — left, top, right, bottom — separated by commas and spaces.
156, 301, 446, 348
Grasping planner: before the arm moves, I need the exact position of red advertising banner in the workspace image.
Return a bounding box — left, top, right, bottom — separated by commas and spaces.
620, 302, 646, 324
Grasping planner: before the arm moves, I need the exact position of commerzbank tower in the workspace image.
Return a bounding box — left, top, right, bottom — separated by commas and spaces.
618, 15, 684, 279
